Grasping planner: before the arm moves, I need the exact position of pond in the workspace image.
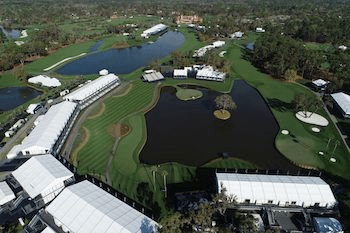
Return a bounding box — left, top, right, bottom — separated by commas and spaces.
0, 87, 42, 112
0, 26, 20, 39
57, 31, 185, 75
140, 80, 299, 171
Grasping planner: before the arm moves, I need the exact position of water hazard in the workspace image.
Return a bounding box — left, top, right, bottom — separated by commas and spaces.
57, 31, 185, 75
0, 87, 42, 112
140, 80, 299, 171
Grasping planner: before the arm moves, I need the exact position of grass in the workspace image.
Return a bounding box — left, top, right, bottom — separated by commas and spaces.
24, 41, 95, 74
226, 41, 350, 180
175, 88, 203, 100
0, 72, 25, 88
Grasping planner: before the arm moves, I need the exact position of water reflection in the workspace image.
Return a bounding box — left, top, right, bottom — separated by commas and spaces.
0, 87, 42, 112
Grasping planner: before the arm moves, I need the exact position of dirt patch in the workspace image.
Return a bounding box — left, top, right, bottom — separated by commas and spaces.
108, 123, 130, 138
87, 103, 106, 119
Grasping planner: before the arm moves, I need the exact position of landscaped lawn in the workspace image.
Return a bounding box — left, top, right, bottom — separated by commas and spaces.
0, 72, 25, 88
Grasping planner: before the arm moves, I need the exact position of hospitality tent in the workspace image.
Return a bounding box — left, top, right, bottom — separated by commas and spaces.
63, 74, 119, 103
0, 181, 15, 205
46, 180, 158, 233
142, 72, 165, 82
173, 69, 188, 79
141, 24, 167, 38
7, 101, 77, 158
28, 75, 61, 87
331, 92, 350, 118
216, 173, 337, 208
12, 154, 73, 204
196, 68, 226, 81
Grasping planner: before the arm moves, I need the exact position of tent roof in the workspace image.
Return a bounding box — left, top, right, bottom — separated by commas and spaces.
41, 226, 56, 233
19, 101, 77, 154
312, 79, 328, 87
12, 154, 73, 199
0, 181, 15, 205
63, 74, 119, 101
216, 173, 336, 207
142, 24, 167, 35
143, 72, 164, 82
28, 75, 61, 87
27, 103, 41, 114
173, 69, 187, 76
331, 92, 350, 115
46, 180, 158, 233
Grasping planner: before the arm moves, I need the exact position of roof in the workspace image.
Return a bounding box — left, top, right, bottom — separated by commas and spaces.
142, 24, 167, 36
213, 41, 225, 48
173, 69, 187, 77
63, 74, 119, 102
331, 92, 350, 115
313, 217, 343, 233
99, 69, 109, 76
216, 173, 337, 208
197, 68, 226, 80
12, 154, 73, 199
41, 226, 57, 233
28, 75, 61, 87
27, 103, 42, 114
0, 181, 15, 205
143, 72, 164, 82
18, 101, 77, 155
46, 180, 158, 233
312, 79, 328, 87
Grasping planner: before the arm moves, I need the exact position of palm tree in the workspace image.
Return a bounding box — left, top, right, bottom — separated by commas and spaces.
161, 170, 168, 198
215, 94, 237, 113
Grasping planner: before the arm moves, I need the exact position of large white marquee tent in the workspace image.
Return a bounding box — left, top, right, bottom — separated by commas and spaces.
46, 180, 158, 233
12, 154, 73, 204
331, 92, 350, 118
7, 101, 77, 158
28, 75, 61, 87
141, 24, 167, 38
216, 173, 337, 208
63, 74, 120, 103
0, 181, 15, 205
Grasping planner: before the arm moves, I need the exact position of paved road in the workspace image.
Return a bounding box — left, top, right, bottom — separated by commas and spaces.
0, 98, 63, 160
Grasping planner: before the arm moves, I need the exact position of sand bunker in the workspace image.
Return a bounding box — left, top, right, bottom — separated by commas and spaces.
295, 111, 329, 126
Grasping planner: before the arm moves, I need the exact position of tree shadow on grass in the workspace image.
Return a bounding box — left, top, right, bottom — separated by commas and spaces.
267, 98, 294, 112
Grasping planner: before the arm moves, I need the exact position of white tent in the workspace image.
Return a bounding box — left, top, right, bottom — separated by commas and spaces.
141, 24, 167, 38
27, 103, 43, 114
142, 72, 164, 82
0, 181, 15, 205
331, 92, 350, 118
196, 68, 226, 81
63, 74, 119, 103
12, 154, 73, 204
216, 173, 337, 208
7, 101, 77, 158
46, 180, 158, 233
99, 69, 109, 76
28, 75, 61, 87
41, 226, 57, 233
173, 69, 188, 79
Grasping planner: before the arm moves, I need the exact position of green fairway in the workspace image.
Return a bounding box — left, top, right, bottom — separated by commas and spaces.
0, 72, 25, 88
24, 41, 95, 74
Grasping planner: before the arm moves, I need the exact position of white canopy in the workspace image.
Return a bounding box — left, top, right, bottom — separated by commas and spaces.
312, 79, 328, 87
173, 69, 187, 77
216, 173, 337, 208
0, 181, 15, 205
196, 68, 226, 81
46, 180, 158, 233
28, 75, 61, 87
7, 101, 77, 158
331, 92, 350, 116
141, 24, 167, 37
63, 74, 119, 102
27, 103, 42, 114
12, 154, 73, 204
99, 69, 109, 76
142, 72, 164, 82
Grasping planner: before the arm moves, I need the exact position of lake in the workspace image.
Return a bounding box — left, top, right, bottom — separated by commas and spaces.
0, 26, 20, 39
57, 31, 185, 75
0, 87, 42, 112
140, 80, 299, 171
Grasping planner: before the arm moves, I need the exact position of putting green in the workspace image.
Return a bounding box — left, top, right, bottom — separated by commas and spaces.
176, 88, 203, 101
214, 109, 231, 120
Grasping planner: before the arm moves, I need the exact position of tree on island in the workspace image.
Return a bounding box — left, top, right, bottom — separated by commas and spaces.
214, 94, 237, 120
